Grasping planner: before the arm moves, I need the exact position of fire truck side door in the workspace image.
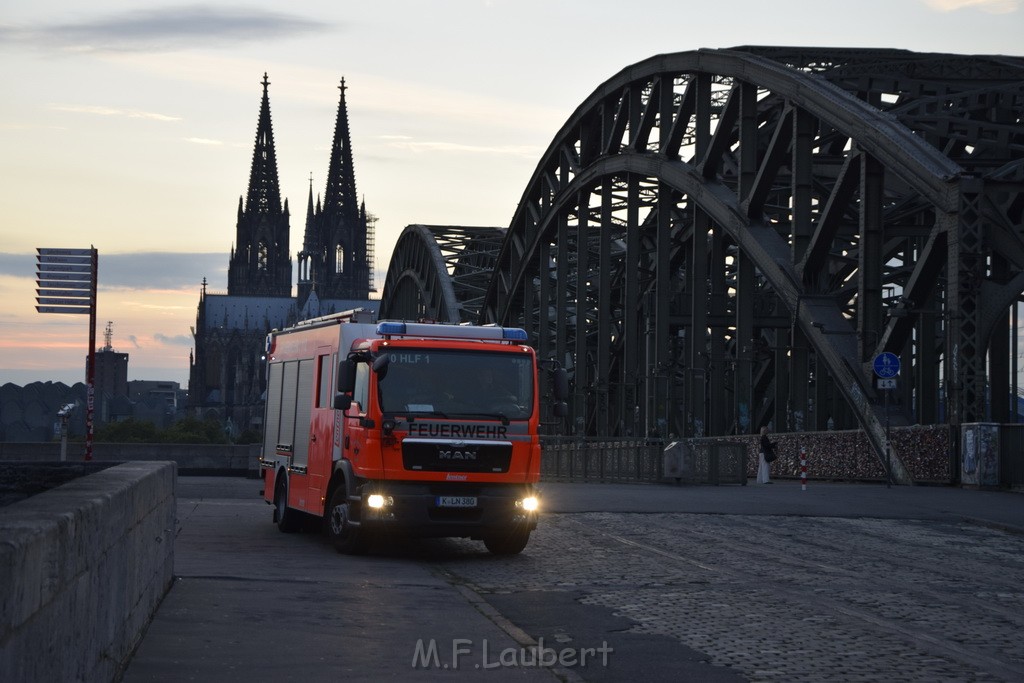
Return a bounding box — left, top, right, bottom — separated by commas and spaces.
291, 358, 315, 472
306, 349, 334, 504
344, 361, 370, 466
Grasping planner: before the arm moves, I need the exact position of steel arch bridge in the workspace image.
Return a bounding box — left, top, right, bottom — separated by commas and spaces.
379, 46, 1024, 484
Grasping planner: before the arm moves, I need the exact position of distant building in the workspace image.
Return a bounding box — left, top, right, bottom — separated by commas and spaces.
92, 322, 129, 424
94, 348, 128, 400
129, 380, 186, 429
188, 74, 377, 435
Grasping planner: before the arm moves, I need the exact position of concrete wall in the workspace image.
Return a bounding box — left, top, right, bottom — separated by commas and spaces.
0, 461, 176, 683
0, 443, 261, 476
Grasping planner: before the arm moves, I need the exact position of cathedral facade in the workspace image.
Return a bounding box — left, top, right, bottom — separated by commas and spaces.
188, 74, 377, 436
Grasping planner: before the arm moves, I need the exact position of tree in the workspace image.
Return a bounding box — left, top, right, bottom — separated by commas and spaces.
93, 419, 158, 443
161, 417, 229, 444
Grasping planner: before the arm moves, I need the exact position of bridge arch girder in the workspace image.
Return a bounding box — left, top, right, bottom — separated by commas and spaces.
380, 224, 505, 323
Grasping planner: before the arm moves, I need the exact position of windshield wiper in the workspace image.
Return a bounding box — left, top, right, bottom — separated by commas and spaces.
451, 412, 511, 426
402, 410, 448, 420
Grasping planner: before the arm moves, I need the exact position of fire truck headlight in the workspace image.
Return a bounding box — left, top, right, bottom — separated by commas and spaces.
517, 496, 539, 512
367, 494, 386, 509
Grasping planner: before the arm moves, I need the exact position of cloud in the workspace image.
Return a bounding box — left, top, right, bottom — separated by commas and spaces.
0, 254, 39, 280
0, 6, 333, 54
128, 335, 141, 348
100, 253, 228, 290
0, 251, 226, 290
922, 0, 1019, 12
155, 333, 193, 347
47, 104, 182, 122
184, 137, 224, 146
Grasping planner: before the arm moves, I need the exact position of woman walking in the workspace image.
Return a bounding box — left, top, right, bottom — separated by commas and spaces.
758, 425, 775, 484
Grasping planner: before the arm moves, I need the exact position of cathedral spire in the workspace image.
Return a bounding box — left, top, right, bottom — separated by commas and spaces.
227, 73, 292, 298
303, 173, 318, 250
246, 73, 283, 216
310, 77, 371, 301
297, 174, 320, 307
323, 77, 358, 221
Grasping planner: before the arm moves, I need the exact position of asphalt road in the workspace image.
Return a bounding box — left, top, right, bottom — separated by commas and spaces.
121, 476, 1024, 682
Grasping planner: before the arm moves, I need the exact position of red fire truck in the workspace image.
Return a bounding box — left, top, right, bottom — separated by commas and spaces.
260, 310, 567, 555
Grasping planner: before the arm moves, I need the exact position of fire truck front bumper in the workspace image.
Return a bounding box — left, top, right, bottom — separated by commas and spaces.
355, 481, 539, 539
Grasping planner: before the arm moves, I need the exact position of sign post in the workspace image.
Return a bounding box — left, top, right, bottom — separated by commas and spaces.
873, 352, 901, 488
36, 247, 98, 461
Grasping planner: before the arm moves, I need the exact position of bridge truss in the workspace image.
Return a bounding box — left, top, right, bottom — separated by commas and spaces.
380, 47, 1024, 483
379, 224, 506, 323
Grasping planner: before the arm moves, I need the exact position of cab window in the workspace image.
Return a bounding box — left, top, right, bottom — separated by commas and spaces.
352, 362, 369, 414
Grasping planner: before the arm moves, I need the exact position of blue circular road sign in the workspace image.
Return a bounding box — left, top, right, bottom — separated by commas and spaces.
873, 352, 901, 378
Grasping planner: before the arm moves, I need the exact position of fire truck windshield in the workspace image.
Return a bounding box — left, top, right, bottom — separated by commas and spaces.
376, 349, 534, 420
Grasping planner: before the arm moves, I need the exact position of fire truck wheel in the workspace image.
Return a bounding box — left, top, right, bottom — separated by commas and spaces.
483, 528, 531, 556
327, 486, 369, 555
274, 475, 301, 533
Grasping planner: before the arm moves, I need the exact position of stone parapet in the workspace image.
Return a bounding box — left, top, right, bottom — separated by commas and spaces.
0, 461, 176, 682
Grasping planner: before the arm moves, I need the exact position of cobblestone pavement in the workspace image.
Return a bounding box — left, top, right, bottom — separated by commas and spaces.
432, 513, 1024, 682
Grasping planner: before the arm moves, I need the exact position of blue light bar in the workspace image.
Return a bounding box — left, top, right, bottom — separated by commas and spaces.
376, 321, 529, 343
376, 321, 407, 336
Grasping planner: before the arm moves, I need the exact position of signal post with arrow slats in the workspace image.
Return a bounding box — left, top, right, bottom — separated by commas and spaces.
35, 247, 98, 460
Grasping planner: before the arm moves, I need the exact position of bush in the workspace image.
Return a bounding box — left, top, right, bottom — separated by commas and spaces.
236, 428, 263, 445
162, 417, 229, 444
92, 416, 236, 444
93, 419, 158, 443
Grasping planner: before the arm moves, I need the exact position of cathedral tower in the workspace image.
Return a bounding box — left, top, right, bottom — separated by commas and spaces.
228, 73, 292, 298
298, 78, 372, 308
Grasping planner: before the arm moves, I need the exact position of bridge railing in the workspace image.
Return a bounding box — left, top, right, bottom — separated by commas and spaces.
539, 437, 748, 484
539, 437, 661, 482
539, 424, 964, 486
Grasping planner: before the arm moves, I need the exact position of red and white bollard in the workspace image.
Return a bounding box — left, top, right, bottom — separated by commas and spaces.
800, 446, 808, 491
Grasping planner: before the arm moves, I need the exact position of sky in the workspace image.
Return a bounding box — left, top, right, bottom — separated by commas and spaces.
1, 0, 1021, 388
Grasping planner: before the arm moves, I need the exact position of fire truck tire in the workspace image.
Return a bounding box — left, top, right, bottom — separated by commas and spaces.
274, 474, 301, 533
326, 486, 370, 555
483, 528, 531, 556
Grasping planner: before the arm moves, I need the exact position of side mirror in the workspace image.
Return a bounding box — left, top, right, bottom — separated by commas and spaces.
372, 354, 390, 381
337, 359, 356, 393
333, 392, 352, 411
553, 401, 568, 418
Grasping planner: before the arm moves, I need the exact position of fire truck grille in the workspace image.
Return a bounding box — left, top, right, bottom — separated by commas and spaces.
402, 441, 512, 473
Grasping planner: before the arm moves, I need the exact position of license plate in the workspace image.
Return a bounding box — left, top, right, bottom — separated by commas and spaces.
436, 496, 477, 508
